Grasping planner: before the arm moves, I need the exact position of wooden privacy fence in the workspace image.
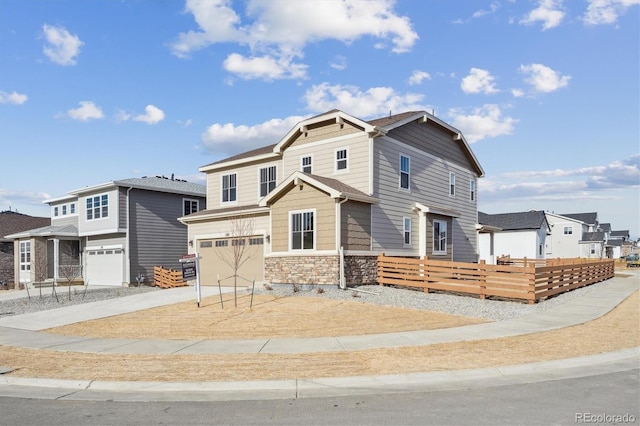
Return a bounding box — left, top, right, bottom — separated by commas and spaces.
377, 254, 615, 304
153, 266, 188, 288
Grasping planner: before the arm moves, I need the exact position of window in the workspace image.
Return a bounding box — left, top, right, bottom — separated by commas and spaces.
20, 241, 31, 271
403, 217, 412, 245
183, 199, 199, 216
215, 240, 228, 247
563, 226, 573, 235
301, 155, 312, 173
231, 239, 246, 246
200, 241, 213, 248
62, 205, 67, 215
222, 173, 237, 203
259, 166, 277, 197
86, 194, 108, 220
449, 172, 456, 197
433, 220, 447, 254
249, 237, 264, 245
399, 155, 410, 190
291, 210, 314, 250
470, 180, 476, 202
54, 206, 59, 217
336, 148, 348, 171
70, 203, 76, 214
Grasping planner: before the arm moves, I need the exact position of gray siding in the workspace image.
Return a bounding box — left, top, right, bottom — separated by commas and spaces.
128, 189, 205, 281
372, 127, 479, 262
118, 187, 128, 229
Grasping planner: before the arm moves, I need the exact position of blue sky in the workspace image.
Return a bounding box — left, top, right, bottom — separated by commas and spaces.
1, 0, 639, 238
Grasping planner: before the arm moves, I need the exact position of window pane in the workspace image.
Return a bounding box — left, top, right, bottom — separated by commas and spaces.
303, 231, 314, 249
400, 172, 409, 189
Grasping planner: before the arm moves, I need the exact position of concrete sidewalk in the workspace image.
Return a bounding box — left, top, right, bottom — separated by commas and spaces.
0, 272, 638, 401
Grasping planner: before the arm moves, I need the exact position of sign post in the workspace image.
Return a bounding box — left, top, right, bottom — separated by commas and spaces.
180, 253, 201, 307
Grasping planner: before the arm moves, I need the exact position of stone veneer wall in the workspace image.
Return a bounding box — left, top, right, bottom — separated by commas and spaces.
0, 243, 14, 285
265, 254, 378, 286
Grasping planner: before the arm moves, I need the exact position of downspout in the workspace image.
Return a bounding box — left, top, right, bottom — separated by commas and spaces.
337, 196, 349, 290
125, 186, 133, 286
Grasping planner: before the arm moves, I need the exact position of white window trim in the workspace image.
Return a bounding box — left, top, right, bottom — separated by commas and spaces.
19, 240, 31, 271
301, 154, 313, 174
183, 198, 199, 216
449, 172, 456, 197
403, 217, 412, 246
289, 208, 316, 251
433, 219, 447, 255
53, 206, 59, 217
334, 147, 349, 173
220, 172, 238, 204
258, 164, 278, 198
563, 226, 573, 235
399, 153, 410, 191
86, 193, 110, 221
470, 179, 476, 202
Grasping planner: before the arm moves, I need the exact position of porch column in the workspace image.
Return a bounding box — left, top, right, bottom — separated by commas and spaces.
53, 238, 59, 283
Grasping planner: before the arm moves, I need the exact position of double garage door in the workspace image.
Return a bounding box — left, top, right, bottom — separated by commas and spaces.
86, 248, 123, 286
198, 236, 264, 286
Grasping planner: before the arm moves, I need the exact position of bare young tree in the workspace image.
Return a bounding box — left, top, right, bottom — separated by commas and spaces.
58, 241, 82, 301
216, 215, 257, 307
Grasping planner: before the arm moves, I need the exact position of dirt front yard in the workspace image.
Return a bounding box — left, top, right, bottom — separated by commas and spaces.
0, 290, 637, 382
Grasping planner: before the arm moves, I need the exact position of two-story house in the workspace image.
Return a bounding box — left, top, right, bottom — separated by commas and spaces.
180, 110, 484, 287
544, 212, 589, 258
6, 176, 205, 287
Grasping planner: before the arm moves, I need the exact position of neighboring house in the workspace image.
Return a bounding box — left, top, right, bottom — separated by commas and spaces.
6, 176, 205, 287
180, 110, 484, 286
0, 210, 50, 285
477, 210, 550, 263
544, 212, 589, 258
610, 230, 633, 257
560, 212, 607, 259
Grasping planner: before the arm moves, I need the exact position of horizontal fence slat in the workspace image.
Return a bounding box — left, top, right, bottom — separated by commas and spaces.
377, 254, 614, 303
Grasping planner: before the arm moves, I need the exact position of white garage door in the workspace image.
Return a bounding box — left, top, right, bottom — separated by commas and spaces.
198, 236, 264, 286
86, 248, 123, 286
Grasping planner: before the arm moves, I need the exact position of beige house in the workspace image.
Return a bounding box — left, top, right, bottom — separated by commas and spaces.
180, 110, 484, 287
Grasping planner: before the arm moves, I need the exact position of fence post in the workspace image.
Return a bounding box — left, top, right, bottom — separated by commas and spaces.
479, 259, 486, 300
422, 256, 429, 294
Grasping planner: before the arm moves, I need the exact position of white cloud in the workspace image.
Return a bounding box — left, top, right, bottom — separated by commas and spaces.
223, 53, 308, 80
133, 105, 166, 125
0, 90, 28, 105
170, 0, 418, 80
511, 88, 525, 98
408, 70, 431, 86
472, 2, 500, 19
201, 115, 308, 155
583, 0, 640, 25
64, 101, 104, 121
0, 189, 51, 208
42, 24, 83, 66
519, 63, 571, 93
302, 83, 427, 118
480, 155, 640, 204
520, 0, 566, 30
330, 55, 347, 71
448, 104, 517, 143
461, 68, 499, 94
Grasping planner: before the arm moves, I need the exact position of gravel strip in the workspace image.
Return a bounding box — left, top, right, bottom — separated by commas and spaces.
0, 274, 631, 321
0, 286, 160, 318
254, 278, 626, 321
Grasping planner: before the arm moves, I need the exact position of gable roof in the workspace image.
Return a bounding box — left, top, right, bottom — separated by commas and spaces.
561, 212, 598, 225
0, 211, 50, 241
259, 171, 379, 207
199, 109, 484, 177
478, 210, 549, 232
611, 230, 630, 239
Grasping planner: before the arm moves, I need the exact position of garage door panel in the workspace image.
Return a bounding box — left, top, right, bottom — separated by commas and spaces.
86, 249, 123, 286
199, 237, 264, 286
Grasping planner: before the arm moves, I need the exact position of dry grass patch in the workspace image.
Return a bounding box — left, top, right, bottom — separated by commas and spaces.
0, 291, 637, 382
45, 293, 488, 339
